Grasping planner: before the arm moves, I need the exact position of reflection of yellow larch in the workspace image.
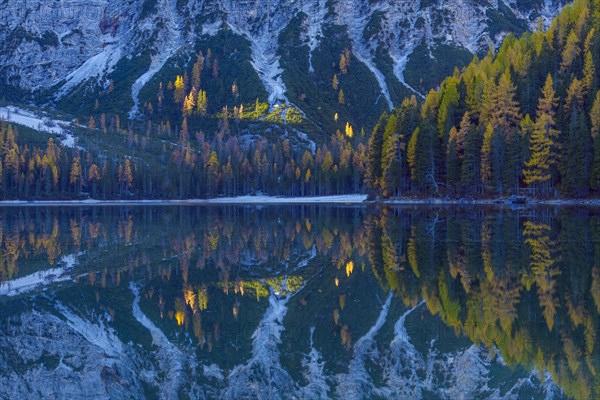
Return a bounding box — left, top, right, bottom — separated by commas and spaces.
346, 261, 354, 277
198, 286, 208, 311
339, 294, 346, 310
233, 302, 240, 320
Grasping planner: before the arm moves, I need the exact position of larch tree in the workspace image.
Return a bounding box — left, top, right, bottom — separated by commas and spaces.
174, 75, 185, 105
560, 29, 581, 75
480, 124, 494, 190
183, 89, 196, 116
339, 53, 348, 74
70, 156, 82, 194
197, 90, 208, 116
524, 74, 559, 194
192, 51, 204, 90
88, 163, 101, 197
345, 122, 354, 138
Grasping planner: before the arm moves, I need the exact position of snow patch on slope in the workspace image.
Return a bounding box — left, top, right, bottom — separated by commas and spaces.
221, 251, 321, 399
335, 1, 393, 109
232, 25, 289, 106
0, 253, 80, 297
130, 282, 185, 399
0, 106, 77, 148
300, 0, 328, 73
57, 304, 125, 357
297, 327, 329, 399
220, 0, 292, 106
335, 292, 393, 399
380, 300, 426, 398
129, 0, 184, 118
57, 45, 123, 97
223, 290, 295, 399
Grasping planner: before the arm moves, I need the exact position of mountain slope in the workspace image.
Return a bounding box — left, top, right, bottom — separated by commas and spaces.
0, 0, 567, 135
364, 0, 600, 198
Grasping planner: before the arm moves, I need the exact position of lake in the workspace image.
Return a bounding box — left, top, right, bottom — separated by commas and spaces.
0, 205, 597, 399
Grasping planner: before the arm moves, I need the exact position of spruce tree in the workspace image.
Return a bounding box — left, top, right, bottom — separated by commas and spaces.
446, 127, 461, 192
365, 114, 388, 194
380, 115, 401, 197
590, 91, 600, 190
561, 77, 592, 196
461, 123, 481, 194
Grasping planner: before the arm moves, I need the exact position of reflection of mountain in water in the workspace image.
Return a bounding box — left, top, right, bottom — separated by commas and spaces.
0, 206, 595, 399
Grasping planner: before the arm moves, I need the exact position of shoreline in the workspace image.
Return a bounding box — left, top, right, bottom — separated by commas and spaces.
1, 194, 600, 206
0, 195, 369, 206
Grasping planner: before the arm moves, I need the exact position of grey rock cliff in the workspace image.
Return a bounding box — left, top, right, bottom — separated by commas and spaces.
0, 0, 566, 110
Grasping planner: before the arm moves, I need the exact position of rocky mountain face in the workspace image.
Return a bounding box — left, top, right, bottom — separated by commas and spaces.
0, 0, 567, 121
0, 287, 564, 400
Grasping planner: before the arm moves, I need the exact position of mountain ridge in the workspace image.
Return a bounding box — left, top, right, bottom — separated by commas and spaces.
0, 0, 567, 130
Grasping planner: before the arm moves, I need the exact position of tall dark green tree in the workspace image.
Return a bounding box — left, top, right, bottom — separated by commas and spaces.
365, 113, 388, 195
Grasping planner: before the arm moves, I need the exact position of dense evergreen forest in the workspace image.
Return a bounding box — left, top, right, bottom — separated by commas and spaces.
366, 0, 600, 198
0, 121, 365, 199
2, 206, 599, 399
2, 0, 600, 199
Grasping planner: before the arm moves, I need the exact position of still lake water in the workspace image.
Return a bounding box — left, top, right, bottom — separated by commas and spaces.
0, 205, 598, 399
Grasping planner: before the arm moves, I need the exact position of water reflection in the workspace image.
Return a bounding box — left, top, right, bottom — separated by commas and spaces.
0, 206, 598, 399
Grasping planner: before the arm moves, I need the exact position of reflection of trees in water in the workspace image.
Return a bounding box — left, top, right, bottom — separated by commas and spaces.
367, 209, 600, 400
0, 206, 367, 360
2, 206, 600, 399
